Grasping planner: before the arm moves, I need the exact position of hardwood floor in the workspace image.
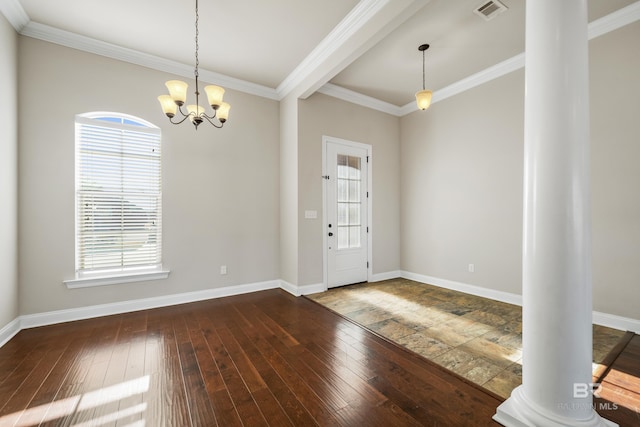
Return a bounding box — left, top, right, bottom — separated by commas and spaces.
0, 289, 502, 426
0, 289, 637, 426
594, 333, 640, 425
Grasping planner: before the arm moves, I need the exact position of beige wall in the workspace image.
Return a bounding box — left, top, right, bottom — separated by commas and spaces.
18, 37, 280, 315
298, 93, 401, 285
9, 20, 639, 323
590, 22, 640, 319
0, 14, 18, 328
279, 95, 299, 285
400, 23, 640, 320
400, 71, 525, 294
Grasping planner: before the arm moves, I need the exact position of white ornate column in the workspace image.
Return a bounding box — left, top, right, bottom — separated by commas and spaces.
493, 0, 616, 426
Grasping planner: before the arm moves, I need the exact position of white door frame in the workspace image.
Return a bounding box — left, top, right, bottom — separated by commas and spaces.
322, 135, 373, 290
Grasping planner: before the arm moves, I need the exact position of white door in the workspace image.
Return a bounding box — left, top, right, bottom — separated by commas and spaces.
325, 140, 369, 288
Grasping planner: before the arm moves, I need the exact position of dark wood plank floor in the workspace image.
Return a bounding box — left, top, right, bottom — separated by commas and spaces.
0, 289, 637, 426
0, 290, 502, 426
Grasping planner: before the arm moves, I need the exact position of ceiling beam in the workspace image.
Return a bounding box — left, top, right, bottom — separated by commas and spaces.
0, 0, 29, 31
277, 0, 431, 100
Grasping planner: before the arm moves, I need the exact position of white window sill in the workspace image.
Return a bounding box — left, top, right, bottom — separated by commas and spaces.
64, 267, 170, 289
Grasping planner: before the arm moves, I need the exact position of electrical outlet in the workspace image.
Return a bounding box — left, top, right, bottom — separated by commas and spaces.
468, 264, 475, 273
220, 265, 227, 275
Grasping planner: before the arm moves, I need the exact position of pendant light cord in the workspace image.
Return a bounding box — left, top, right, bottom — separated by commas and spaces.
422, 49, 426, 91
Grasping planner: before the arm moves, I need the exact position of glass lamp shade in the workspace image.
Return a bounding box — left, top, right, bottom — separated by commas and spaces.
217, 102, 231, 123
204, 85, 225, 109
416, 89, 433, 110
158, 95, 178, 117
187, 104, 205, 121
165, 80, 188, 105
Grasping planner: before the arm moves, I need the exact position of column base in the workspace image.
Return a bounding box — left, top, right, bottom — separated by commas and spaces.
493, 386, 618, 427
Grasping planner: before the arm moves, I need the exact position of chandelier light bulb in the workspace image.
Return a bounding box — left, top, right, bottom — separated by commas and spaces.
217, 102, 231, 123
205, 85, 225, 109
165, 80, 188, 106
158, 95, 178, 117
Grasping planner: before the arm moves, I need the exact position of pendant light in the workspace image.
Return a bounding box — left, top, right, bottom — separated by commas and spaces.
415, 43, 433, 111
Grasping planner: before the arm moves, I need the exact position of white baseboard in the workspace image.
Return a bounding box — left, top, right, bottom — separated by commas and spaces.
370, 270, 402, 282
19, 279, 280, 330
280, 280, 325, 297
2, 274, 638, 350
282, 270, 404, 296
2, 278, 327, 346
593, 311, 640, 334
283, 270, 404, 295
401, 270, 640, 333
0, 317, 21, 348
401, 271, 523, 306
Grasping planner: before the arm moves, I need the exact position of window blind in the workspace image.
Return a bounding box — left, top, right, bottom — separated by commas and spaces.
75, 115, 162, 273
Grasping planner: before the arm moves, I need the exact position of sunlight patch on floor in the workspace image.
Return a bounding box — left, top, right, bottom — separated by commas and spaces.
72, 402, 147, 427
344, 286, 523, 364
0, 375, 150, 427
308, 279, 626, 400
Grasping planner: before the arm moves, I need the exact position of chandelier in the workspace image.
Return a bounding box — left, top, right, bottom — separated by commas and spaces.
415, 43, 433, 111
157, 0, 230, 129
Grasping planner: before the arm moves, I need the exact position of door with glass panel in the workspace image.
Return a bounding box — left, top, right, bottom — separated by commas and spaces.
325, 140, 369, 288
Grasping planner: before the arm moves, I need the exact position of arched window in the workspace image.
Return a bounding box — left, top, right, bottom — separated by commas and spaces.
73, 112, 163, 279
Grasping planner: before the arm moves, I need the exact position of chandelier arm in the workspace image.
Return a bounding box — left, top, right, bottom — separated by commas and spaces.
200, 113, 224, 128
177, 103, 194, 118
166, 104, 195, 125
201, 110, 217, 120
168, 114, 192, 126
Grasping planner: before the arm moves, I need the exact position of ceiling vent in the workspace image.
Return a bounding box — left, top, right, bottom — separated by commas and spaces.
474, 0, 508, 21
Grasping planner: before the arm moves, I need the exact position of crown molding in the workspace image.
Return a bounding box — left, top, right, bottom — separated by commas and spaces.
20, 21, 279, 100
431, 52, 524, 104
318, 53, 524, 117
0, 0, 29, 31
398, 52, 525, 115
318, 83, 404, 116
588, 0, 640, 40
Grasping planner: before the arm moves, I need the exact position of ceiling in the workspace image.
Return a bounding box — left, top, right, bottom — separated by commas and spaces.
3, 0, 639, 112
